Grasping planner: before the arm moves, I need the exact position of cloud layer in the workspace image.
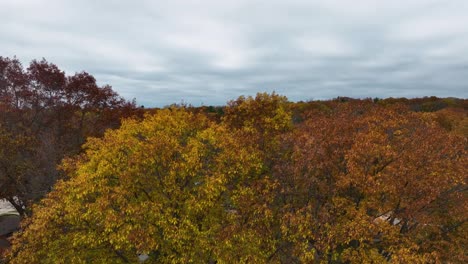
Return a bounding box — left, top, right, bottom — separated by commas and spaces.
1, 0, 467, 106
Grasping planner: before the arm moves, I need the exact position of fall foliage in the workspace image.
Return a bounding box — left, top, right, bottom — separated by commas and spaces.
5, 96, 467, 263
0, 67, 466, 263
0, 56, 141, 216
275, 102, 466, 263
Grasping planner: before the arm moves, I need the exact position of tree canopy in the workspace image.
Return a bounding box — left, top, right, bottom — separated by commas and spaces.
6, 93, 467, 263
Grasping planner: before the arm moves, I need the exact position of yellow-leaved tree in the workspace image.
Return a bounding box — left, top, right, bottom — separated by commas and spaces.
7, 108, 267, 263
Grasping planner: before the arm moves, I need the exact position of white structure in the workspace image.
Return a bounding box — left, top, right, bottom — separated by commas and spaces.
0, 199, 20, 236
0, 199, 19, 216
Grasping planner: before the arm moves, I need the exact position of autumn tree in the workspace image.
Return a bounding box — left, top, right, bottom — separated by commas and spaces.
223, 92, 291, 143
215, 93, 294, 262
7, 108, 267, 263
0, 56, 141, 215
274, 103, 467, 263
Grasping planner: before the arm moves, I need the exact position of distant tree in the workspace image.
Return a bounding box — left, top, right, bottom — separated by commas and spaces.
430, 108, 468, 137
223, 92, 291, 139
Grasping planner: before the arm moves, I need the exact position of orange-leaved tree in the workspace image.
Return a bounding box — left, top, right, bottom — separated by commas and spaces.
274, 102, 467, 263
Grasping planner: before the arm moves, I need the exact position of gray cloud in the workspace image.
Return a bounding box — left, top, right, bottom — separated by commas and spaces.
1, 0, 467, 106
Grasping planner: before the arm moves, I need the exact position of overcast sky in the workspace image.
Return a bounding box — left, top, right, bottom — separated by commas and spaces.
1, 0, 467, 106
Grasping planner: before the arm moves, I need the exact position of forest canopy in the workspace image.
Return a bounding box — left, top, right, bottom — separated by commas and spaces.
4, 90, 467, 263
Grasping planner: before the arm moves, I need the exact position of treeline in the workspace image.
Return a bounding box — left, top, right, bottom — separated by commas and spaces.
2, 86, 466, 262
